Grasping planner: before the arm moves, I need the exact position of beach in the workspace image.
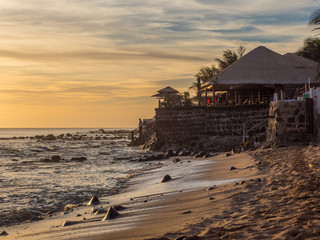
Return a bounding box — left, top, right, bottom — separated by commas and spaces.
1, 148, 258, 240
2, 144, 320, 239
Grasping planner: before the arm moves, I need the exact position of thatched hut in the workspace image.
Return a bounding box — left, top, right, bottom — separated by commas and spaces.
151, 86, 181, 108
203, 46, 319, 105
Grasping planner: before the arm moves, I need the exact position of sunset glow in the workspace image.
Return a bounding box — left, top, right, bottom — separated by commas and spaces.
0, 0, 318, 128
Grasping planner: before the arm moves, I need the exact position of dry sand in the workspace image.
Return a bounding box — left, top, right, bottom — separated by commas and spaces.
2, 145, 320, 240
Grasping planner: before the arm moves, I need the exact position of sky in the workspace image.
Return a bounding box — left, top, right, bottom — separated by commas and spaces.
0, 0, 319, 128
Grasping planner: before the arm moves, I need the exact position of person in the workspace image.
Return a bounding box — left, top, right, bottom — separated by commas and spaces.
139, 118, 143, 138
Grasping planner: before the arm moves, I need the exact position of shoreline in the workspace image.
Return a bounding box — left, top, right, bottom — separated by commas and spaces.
1, 151, 259, 240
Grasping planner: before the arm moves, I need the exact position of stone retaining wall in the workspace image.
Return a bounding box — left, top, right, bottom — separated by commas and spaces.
266, 100, 308, 146
154, 105, 269, 151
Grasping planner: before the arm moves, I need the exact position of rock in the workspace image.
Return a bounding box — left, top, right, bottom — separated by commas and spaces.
44, 134, 56, 140
87, 196, 100, 205
172, 158, 181, 163
226, 153, 232, 157
0, 231, 8, 236
206, 187, 215, 191
178, 150, 190, 156
175, 236, 187, 240
62, 220, 77, 227
182, 210, 192, 214
165, 150, 175, 158
98, 129, 107, 134
113, 205, 126, 211
189, 152, 196, 157
194, 151, 206, 158
229, 166, 237, 171
203, 153, 212, 158
64, 204, 79, 212
62, 220, 74, 226
35, 135, 45, 140
94, 208, 108, 215
160, 175, 171, 183
70, 157, 87, 162
51, 155, 61, 162
101, 207, 120, 221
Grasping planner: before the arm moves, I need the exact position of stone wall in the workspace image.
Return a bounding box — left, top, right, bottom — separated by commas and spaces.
267, 100, 308, 146
153, 105, 269, 151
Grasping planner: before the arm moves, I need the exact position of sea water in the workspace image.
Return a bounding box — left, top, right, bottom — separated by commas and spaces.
0, 128, 156, 226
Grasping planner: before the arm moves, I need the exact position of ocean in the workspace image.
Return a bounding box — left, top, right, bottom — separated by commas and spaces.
0, 128, 157, 226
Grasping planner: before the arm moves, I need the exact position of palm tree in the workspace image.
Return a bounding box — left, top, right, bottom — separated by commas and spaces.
296, 37, 320, 62
215, 45, 246, 70
309, 9, 320, 31
194, 65, 220, 84
190, 45, 246, 91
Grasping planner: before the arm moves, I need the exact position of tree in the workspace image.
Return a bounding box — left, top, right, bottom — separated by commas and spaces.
215, 45, 246, 70
190, 45, 246, 90
309, 9, 320, 32
296, 37, 320, 62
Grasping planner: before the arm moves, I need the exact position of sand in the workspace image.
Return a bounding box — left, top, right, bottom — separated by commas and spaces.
2, 145, 320, 239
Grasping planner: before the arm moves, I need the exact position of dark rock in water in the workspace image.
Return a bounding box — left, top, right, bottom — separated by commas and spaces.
99, 129, 107, 134
206, 187, 215, 191
35, 135, 45, 140
172, 158, 181, 163
113, 205, 126, 211
0, 231, 8, 236
51, 155, 61, 162
203, 153, 212, 158
156, 153, 166, 160
62, 220, 77, 227
175, 236, 187, 240
165, 150, 174, 158
229, 166, 237, 171
70, 157, 87, 162
189, 152, 196, 157
226, 153, 232, 157
87, 196, 100, 205
160, 175, 171, 183
178, 150, 190, 156
44, 134, 56, 140
101, 207, 120, 221
194, 151, 206, 158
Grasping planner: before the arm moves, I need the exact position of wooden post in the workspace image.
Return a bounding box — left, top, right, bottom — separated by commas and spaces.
205, 89, 208, 107
212, 86, 215, 106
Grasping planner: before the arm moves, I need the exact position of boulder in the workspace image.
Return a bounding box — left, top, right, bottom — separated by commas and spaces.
87, 196, 100, 205
203, 153, 212, 158
226, 153, 232, 157
62, 220, 77, 227
101, 207, 120, 221
172, 158, 181, 163
51, 155, 61, 162
160, 175, 171, 183
35, 135, 45, 140
165, 150, 174, 158
194, 151, 206, 158
0, 231, 8, 236
44, 134, 56, 140
70, 157, 87, 162
113, 205, 126, 211
229, 166, 237, 171
178, 150, 190, 156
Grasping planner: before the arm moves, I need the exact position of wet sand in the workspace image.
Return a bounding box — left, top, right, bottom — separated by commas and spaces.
4, 145, 320, 239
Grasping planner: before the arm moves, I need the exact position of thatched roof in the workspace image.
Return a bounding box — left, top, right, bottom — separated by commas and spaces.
157, 86, 179, 93
151, 86, 179, 98
205, 46, 319, 88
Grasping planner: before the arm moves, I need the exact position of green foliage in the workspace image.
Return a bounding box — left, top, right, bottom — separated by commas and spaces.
309, 9, 320, 30
190, 45, 246, 91
296, 37, 320, 62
